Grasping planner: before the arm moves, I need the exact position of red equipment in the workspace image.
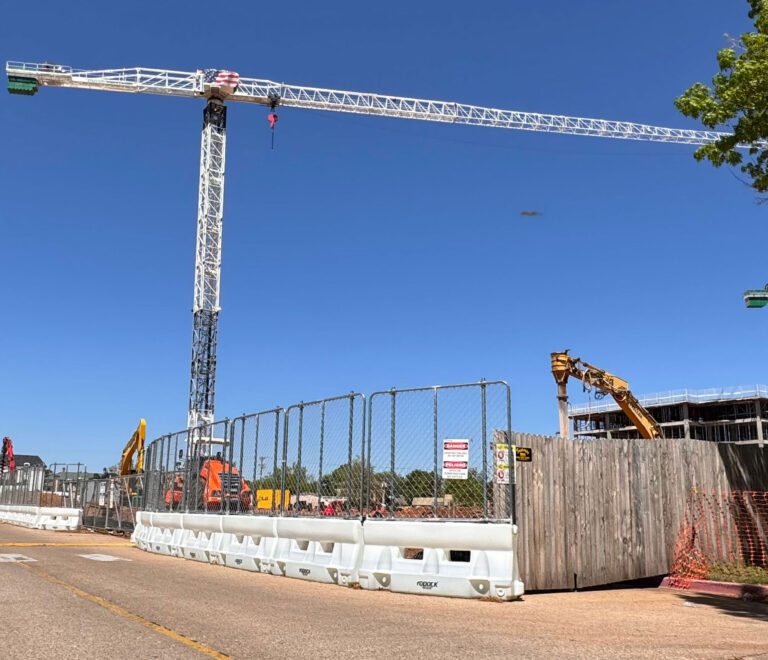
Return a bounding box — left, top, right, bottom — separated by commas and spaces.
1, 437, 16, 471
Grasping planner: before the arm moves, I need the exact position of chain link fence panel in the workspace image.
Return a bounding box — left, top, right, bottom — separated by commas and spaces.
0, 465, 43, 506
144, 428, 189, 512
232, 409, 284, 515
367, 381, 513, 521
139, 380, 513, 522
282, 394, 366, 518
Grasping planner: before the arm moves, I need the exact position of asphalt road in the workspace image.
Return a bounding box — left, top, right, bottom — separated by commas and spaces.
1, 523, 767, 660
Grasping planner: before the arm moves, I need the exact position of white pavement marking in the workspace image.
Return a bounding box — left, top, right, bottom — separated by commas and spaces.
0, 554, 36, 562
77, 554, 131, 562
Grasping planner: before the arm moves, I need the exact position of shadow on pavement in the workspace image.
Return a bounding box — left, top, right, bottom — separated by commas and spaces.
675, 593, 768, 622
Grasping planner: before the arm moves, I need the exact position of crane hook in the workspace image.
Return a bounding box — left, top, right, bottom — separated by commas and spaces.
267, 112, 278, 149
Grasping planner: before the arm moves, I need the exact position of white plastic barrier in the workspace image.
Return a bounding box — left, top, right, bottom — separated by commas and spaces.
132, 511, 153, 549
131, 513, 362, 587
37, 507, 82, 531
0, 504, 81, 531
220, 515, 279, 573
131, 513, 525, 600
358, 520, 524, 600
273, 517, 363, 586
131, 512, 282, 573
0, 505, 38, 527
142, 512, 186, 557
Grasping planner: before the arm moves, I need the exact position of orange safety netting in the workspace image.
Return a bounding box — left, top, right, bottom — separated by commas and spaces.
670, 490, 768, 588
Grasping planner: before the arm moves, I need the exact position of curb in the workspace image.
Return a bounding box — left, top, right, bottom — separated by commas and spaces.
661, 576, 768, 600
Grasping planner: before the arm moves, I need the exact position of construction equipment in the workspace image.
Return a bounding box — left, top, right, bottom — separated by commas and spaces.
1, 437, 15, 472
551, 351, 663, 440
119, 419, 146, 476
6, 61, 748, 434
165, 447, 252, 512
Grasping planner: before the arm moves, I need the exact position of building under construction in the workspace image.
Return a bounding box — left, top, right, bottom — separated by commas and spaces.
569, 386, 768, 444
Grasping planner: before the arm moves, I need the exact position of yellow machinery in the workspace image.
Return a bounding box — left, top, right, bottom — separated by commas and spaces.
119, 419, 146, 475
550, 352, 663, 440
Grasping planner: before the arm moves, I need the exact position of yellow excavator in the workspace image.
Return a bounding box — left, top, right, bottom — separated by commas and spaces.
120, 419, 146, 475
550, 351, 663, 440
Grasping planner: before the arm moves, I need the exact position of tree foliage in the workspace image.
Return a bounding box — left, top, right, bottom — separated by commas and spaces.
675, 1, 768, 191
251, 462, 314, 493
444, 468, 485, 507
319, 457, 364, 507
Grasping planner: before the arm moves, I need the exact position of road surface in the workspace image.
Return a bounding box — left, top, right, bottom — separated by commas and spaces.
1, 523, 767, 659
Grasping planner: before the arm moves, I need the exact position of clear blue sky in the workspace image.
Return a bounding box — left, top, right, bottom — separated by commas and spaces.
2, 1, 765, 469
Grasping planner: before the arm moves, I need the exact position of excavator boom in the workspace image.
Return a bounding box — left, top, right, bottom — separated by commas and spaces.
120, 419, 146, 475
551, 352, 663, 440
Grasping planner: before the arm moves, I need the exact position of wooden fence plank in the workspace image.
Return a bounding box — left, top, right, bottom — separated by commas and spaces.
509, 431, 768, 591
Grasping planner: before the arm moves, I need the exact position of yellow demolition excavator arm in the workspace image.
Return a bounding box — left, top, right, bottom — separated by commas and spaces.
119, 419, 146, 475
550, 352, 663, 440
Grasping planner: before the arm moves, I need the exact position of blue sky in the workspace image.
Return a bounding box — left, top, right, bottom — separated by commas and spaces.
2, 1, 766, 468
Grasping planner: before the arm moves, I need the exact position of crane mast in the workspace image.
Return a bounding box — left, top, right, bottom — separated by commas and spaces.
190, 99, 226, 429
7, 61, 753, 430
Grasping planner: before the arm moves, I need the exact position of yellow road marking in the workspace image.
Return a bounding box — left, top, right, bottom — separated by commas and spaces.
16, 562, 232, 659
0, 542, 134, 547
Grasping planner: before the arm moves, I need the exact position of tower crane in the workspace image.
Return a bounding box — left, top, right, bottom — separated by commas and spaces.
5, 61, 744, 430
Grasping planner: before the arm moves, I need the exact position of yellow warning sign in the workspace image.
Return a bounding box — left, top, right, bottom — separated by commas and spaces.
515, 446, 532, 462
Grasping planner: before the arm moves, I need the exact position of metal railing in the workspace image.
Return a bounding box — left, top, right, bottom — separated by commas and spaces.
140, 380, 515, 523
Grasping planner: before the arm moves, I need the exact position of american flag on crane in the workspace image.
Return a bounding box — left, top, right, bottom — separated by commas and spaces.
198, 69, 240, 89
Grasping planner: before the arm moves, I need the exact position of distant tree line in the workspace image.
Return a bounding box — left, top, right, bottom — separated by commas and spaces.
249, 456, 488, 508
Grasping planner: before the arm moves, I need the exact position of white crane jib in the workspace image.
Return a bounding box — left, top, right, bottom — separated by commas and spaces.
5, 61, 739, 430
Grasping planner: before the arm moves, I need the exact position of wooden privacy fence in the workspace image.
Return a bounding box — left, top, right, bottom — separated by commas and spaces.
507, 432, 768, 591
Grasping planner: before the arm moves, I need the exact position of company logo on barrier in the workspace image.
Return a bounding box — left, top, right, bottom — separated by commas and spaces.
416, 581, 438, 590
300, 568, 311, 576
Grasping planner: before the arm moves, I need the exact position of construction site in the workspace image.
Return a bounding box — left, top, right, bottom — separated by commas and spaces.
3, 5, 768, 656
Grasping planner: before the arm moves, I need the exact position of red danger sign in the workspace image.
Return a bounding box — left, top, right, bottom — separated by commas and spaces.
442, 439, 470, 480
443, 441, 468, 451
443, 461, 468, 469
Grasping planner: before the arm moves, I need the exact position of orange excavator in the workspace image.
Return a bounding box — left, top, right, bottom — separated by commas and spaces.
551, 351, 663, 440
165, 445, 252, 512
